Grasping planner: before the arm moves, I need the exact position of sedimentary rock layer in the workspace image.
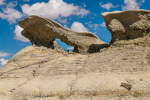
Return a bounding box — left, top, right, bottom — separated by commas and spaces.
18, 15, 108, 53
0, 44, 150, 100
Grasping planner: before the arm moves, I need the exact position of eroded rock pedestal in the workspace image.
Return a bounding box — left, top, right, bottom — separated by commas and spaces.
19, 15, 108, 53
101, 9, 150, 45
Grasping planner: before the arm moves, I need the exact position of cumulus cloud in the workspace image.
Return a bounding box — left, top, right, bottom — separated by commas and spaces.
21, 0, 89, 20
71, 21, 88, 32
122, 0, 145, 10
0, 52, 10, 57
0, 0, 5, 5
14, 25, 30, 42
6, 1, 17, 7
86, 21, 106, 30
0, 1, 24, 23
99, 2, 118, 10
0, 58, 8, 66
0, 8, 23, 23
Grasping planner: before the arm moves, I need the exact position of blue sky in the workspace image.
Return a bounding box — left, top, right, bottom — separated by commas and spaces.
0, 0, 149, 67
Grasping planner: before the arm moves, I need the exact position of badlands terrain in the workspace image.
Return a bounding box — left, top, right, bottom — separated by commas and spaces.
0, 9, 150, 100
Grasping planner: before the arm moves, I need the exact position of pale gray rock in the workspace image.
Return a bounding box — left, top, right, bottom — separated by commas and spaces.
101, 9, 150, 44
18, 15, 108, 54
0, 44, 150, 100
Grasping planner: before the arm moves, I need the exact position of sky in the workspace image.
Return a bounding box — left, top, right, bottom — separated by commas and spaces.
0, 0, 149, 67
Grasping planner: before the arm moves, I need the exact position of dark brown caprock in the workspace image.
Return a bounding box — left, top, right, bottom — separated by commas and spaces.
121, 82, 132, 90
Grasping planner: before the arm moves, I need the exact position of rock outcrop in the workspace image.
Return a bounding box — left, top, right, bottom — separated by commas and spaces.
101, 9, 150, 45
0, 10, 150, 100
19, 15, 108, 53
1, 44, 150, 100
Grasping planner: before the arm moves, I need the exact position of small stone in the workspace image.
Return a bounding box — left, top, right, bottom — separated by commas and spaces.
140, 79, 143, 81
121, 82, 132, 90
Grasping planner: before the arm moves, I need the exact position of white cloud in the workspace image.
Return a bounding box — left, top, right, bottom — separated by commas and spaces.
0, 0, 5, 5
23, 0, 30, 2
86, 21, 106, 30
99, 2, 118, 10
0, 8, 23, 23
0, 52, 10, 57
21, 0, 89, 20
67, 47, 74, 50
71, 21, 88, 32
0, 58, 8, 66
122, 0, 144, 10
141, 0, 145, 3
6, 1, 17, 7
85, 21, 93, 28
83, 3, 87, 8
14, 25, 30, 42
93, 22, 106, 30
64, 25, 69, 28
0, 1, 24, 23
99, 22, 106, 27
93, 24, 99, 30
58, 18, 67, 23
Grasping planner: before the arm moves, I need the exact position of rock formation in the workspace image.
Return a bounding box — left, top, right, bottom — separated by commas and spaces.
0, 10, 150, 100
18, 15, 108, 53
101, 9, 150, 45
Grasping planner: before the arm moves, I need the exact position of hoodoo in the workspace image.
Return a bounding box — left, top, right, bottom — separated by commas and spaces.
101, 9, 150, 45
18, 15, 108, 53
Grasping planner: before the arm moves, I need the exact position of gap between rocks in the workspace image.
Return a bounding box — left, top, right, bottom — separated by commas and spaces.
55, 39, 74, 52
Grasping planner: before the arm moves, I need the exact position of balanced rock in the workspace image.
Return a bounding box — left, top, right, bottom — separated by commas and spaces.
18, 15, 108, 53
101, 9, 150, 45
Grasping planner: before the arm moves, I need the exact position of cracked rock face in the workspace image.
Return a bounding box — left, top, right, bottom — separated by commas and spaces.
18, 15, 108, 53
101, 9, 150, 44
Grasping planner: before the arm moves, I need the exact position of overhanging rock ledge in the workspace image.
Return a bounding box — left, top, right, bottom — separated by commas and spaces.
101, 9, 150, 46
18, 15, 108, 54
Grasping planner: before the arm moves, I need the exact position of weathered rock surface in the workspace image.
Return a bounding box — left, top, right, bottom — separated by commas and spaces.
18, 15, 108, 53
1, 10, 150, 100
101, 9, 150, 44
0, 44, 150, 100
